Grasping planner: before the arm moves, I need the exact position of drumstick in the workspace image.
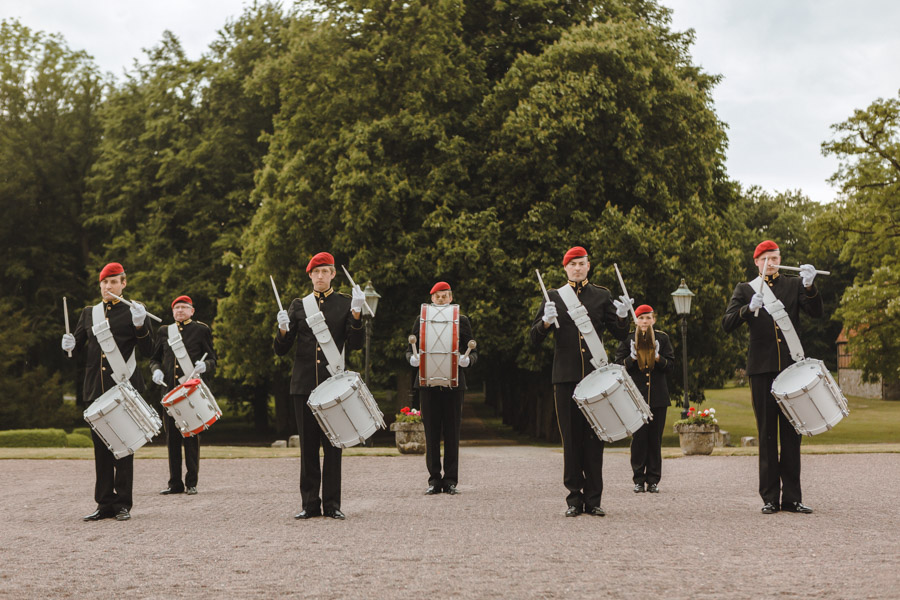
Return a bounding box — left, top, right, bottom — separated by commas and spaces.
613, 263, 639, 325
63, 296, 72, 358
107, 293, 163, 323
535, 269, 559, 329
340, 265, 375, 317
775, 265, 831, 276
270, 275, 289, 331
408, 335, 418, 356
754, 256, 769, 317
462, 339, 477, 358
185, 352, 208, 381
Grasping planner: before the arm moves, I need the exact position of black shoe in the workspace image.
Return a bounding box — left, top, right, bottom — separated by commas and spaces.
424, 485, 440, 495
159, 487, 184, 495
445, 485, 460, 495
647, 483, 659, 494
761, 502, 779, 514
82, 509, 115, 522
115, 508, 131, 521
324, 509, 346, 520
783, 502, 813, 514
185, 487, 198, 495
565, 506, 582, 518
633, 483, 645, 493
294, 510, 321, 520
586, 506, 606, 517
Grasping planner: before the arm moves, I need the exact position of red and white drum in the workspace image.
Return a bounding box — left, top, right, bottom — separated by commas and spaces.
84, 382, 162, 459
162, 378, 222, 437
418, 303, 459, 388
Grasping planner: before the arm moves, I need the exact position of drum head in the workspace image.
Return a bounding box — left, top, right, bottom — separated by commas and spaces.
771, 359, 825, 398
308, 372, 357, 408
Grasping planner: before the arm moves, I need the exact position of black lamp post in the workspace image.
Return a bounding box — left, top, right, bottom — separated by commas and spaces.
362, 281, 380, 447
671, 278, 695, 418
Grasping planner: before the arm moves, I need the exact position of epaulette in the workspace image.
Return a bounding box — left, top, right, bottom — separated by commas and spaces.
590, 283, 610, 291
338, 292, 351, 298
195, 321, 210, 329
654, 329, 668, 337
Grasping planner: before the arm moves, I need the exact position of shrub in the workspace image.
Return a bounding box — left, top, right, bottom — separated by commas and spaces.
66, 433, 93, 448
71, 427, 92, 437
0, 428, 68, 447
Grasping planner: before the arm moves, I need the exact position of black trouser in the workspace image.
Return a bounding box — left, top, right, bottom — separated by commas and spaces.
293, 394, 341, 513
164, 412, 199, 490
420, 386, 463, 489
555, 382, 605, 510
750, 373, 802, 506
92, 430, 133, 512
631, 405, 668, 486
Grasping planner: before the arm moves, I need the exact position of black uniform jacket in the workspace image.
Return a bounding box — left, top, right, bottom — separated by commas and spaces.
273, 288, 364, 395
149, 319, 217, 391
722, 273, 823, 376
406, 312, 478, 390
72, 300, 154, 403
614, 329, 675, 408
530, 281, 629, 384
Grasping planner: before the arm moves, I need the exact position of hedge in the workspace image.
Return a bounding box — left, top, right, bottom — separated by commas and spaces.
66, 433, 93, 448
71, 427, 92, 438
0, 428, 68, 447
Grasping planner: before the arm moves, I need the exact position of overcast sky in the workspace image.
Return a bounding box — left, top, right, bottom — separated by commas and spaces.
4, 0, 899, 204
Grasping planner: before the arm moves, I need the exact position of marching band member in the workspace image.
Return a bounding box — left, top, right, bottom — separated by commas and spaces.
149, 295, 217, 496
406, 282, 478, 496
530, 247, 630, 517
614, 305, 675, 494
274, 252, 365, 520
722, 240, 823, 514
60, 262, 154, 522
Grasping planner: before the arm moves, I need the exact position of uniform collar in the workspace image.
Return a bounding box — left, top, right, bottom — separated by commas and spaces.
764, 272, 780, 284
313, 288, 334, 299
568, 279, 589, 292
103, 299, 120, 306
177, 319, 192, 325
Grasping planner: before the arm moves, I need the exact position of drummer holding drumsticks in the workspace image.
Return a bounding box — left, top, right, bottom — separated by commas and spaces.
530, 247, 630, 517
149, 295, 216, 496
406, 282, 478, 496
274, 252, 365, 520
60, 262, 154, 522
722, 240, 823, 515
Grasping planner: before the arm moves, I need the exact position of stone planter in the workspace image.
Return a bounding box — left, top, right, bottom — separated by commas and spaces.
390, 421, 425, 454
674, 423, 720, 456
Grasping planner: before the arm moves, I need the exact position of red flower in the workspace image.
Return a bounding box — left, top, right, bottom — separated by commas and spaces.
401, 407, 410, 414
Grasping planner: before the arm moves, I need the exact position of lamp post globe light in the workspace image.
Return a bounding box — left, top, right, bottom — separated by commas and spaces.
670, 278, 695, 418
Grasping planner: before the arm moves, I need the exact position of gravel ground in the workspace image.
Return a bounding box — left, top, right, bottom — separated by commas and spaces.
1, 447, 898, 599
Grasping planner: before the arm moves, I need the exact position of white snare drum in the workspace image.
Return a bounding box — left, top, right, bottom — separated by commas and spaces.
84, 382, 162, 459
771, 358, 849, 436
418, 303, 459, 387
162, 378, 222, 437
573, 364, 651, 443
308, 371, 386, 448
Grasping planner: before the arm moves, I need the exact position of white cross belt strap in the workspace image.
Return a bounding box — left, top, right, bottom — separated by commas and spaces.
302, 293, 344, 376
557, 284, 608, 368
167, 323, 196, 384
91, 302, 136, 384
748, 277, 805, 363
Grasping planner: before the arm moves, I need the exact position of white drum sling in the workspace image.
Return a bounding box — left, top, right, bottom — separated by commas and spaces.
418, 303, 460, 387
83, 302, 161, 457
303, 293, 384, 447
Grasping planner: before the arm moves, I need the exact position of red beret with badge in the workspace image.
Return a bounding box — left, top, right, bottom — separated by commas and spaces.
634, 304, 654, 317
98, 262, 125, 282
753, 240, 779, 259
562, 246, 588, 266
430, 281, 451, 294
171, 295, 193, 308
306, 252, 335, 273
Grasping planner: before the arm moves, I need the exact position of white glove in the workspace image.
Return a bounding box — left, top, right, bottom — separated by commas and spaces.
130, 301, 147, 327
409, 353, 420, 368
799, 264, 816, 288
193, 360, 207, 375
655, 340, 660, 360
458, 354, 470, 368
542, 301, 558, 324
61, 333, 76, 352
749, 292, 764, 312
152, 369, 165, 386
629, 339, 637, 360
350, 286, 366, 314
277, 309, 290, 332
613, 295, 633, 319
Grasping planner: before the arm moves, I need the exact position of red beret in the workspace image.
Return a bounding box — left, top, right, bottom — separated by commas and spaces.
753, 240, 779, 259
306, 252, 335, 273
171, 295, 193, 308
98, 262, 125, 282
635, 304, 653, 317
430, 281, 451, 294
562, 246, 588, 266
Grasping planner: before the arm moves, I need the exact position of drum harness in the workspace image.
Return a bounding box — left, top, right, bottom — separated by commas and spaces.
167, 323, 198, 384
91, 302, 136, 384
747, 276, 805, 363
302, 293, 345, 376
557, 284, 609, 369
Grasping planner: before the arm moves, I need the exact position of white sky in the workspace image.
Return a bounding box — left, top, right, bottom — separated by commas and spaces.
4, 0, 899, 204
